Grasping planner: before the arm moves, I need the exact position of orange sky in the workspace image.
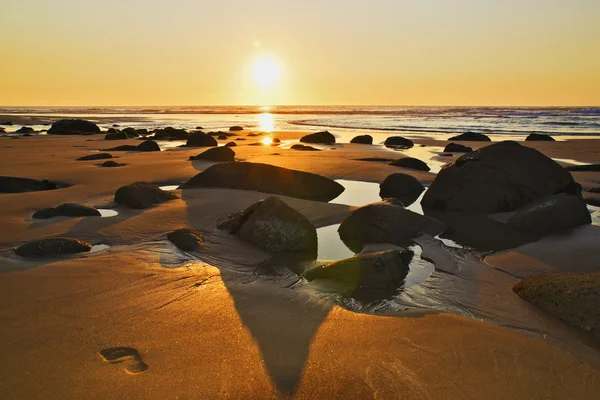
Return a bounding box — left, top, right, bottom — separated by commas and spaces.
1, 0, 599, 106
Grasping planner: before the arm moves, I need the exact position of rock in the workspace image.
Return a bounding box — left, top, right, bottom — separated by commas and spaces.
153, 127, 189, 140
235, 138, 246, 141
0, 176, 63, 193
384, 136, 414, 149
272, 138, 281, 143
587, 187, 600, 194
526, 133, 555, 142
217, 135, 228, 140
77, 153, 113, 161
14, 237, 92, 258
114, 182, 178, 209
448, 132, 491, 142
513, 272, 600, 340
167, 228, 204, 251
99, 160, 124, 167
136, 128, 148, 136
507, 194, 590, 234
16, 126, 35, 133
32, 203, 101, 219
189, 146, 235, 162
186, 133, 218, 147
182, 162, 344, 202
196, 126, 203, 130
291, 144, 321, 151
350, 135, 373, 144
421, 141, 579, 213
300, 131, 335, 145
444, 143, 473, 153
229, 126, 244, 131
0, 121, 13, 125
338, 200, 446, 252
105, 131, 128, 140
379, 174, 425, 205
218, 196, 317, 254
48, 119, 101, 135
121, 127, 139, 138
106, 128, 119, 133
225, 141, 237, 147
388, 157, 430, 171
304, 249, 413, 298
585, 196, 600, 207
247, 133, 259, 137
566, 164, 600, 172
356, 157, 396, 163
136, 140, 160, 152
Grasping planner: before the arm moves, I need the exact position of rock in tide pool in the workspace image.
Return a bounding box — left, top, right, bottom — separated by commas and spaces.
0, 176, 65, 194
388, 157, 430, 171
379, 173, 425, 205
182, 162, 344, 202
189, 146, 235, 162
291, 144, 321, 151
167, 228, 204, 251
218, 196, 317, 254
384, 136, 414, 149
14, 237, 92, 257
422, 141, 580, 213
114, 182, 178, 209
444, 143, 473, 153
186, 133, 218, 147
513, 272, 600, 340
48, 119, 101, 135
338, 200, 446, 253
350, 135, 373, 144
448, 132, 491, 142
77, 153, 113, 161
300, 131, 336, 145
526, 133, 555, 142
33, 203, 101, 219
304, 249, 413, 299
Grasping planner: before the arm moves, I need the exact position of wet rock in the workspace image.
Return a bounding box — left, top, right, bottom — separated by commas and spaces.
105, 131, 128, 140
167, 228, 204, 251
48, 119, 101, 135
304, 249, 413, 299
448, 132, 491, 141
16, 126, 35, 133
272, 138, 281, 144
186, 133, 218, 147
106, 140, 160, 152
136, 128, 148, 136
99, 160, 124, 167
384, 136, 414, 149
0, 176, 64, 193
350, 135, 373, 144
189, 146, 235, 162
218, 196, 317, 254
77, 153, 113, 161
291, 144, 321, 151
32, 203, 101, 219
338, 200, 446, 252
121, 127, 139, 138
114, 182, 178, 209
422, 141, 579, 213
0, 121, 13, 126
14, 237, 92, 257
106, 128, 119, 133
507, 194, 590, 234
379, 173, 425, 205
235, 138, 247, 141
526, 133, 555, 142
300, 131, 335, 145
585, 196, 600, 207
225, 141, 237, 147
182, 162, 344, 202
153, 127, 189, 140
444, 143, 473, 153
356, 157, 395, 163
566, 164, 600, 172
217, 135, 228, 140
229, 126, 244, 131
513, 272, 600, 340
388, 157, 430, 171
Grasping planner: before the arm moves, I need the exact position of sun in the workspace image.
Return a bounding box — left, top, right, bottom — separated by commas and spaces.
253, 57, 280, 87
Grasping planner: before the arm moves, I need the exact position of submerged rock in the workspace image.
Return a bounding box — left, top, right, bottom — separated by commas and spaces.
291, 144, 321, 151
182, 162, 344, 202
388, 157, 430, 171
300, 131, 335, 145
526, 133, 555, 142
77, 153, 113, 161
350, 135, 373, 144
448, 132, 491, 142
384, 136, 414, 149
444, 143, 473, 153
14, 237, 92, 257
189, 146, 235, 162
32, 203, 101, 219
186, 133, 218, 147
167, 228, 204, 251
0, 176, 63, 193
48, 119, 101, 135
114, 182, 178, 209
379, 173, 425, 205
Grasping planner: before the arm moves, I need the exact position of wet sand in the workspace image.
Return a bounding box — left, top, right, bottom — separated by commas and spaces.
1, 131, 600, 398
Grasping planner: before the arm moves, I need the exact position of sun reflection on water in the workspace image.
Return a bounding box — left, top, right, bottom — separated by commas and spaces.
258, 113, 274, 132
261, 137, 273, 145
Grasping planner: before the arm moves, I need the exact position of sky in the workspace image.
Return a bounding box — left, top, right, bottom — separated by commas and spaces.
1, 0, 599, 106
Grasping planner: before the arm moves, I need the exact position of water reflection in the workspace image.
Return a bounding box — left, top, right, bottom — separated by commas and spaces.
330, 180, 380, 206
98, 209, 118, 217
316, 224, 354, 261
258, 113, 274, 132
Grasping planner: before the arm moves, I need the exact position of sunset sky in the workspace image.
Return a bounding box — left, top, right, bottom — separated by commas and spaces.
1, 0, 599, 106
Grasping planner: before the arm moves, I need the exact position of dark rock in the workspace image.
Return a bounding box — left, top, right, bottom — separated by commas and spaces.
77, 153, 113, 161
350, 135, 373, 144
566, 164, 600, 172
422, 141, 579, 213
384, 136, 414, 149
0, 176, 64, 193
440, 153, 453, 157
388, 157, 430, 171
114, 182, 178, 209
136, 128, 148, 136
338, 200, 446, 252
247, 133, 259, 137
99, 160, 124, 168
167, 228, 204, 251
448, 132, 491, 142
182, 162, 344, 202
189, 146, 235, 162
154, 127, 189, 140
300, 131, 335, 145
229, 126, 244, 131
105, 131, 128, 140
444, 143, 473, 153
225, 141, 237, 147
217, 135, 228, 140
121, 127, 139, 138
379, 174, 425, 205
106, 128, 119, 133
16, 126, 35, 133
235, 138, 246, 141
291, 144, 321, 151
0, 121, 13, 126
136, 140, 160, 152
272, 138, 281, 143
186, 133, 218, 147
32, 203, 101, 219
526, 133, 555, 142
356, 157, 395, 163
14, 237, 92, 258
48, 119, 101, 135
196, 126, 203, 130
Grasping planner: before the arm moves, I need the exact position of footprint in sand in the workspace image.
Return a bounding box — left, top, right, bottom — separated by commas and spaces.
100, 347, 148, 374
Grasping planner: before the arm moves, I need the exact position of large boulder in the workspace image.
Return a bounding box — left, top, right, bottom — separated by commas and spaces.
121, 127, 139, 138
526, 133, 555, 142
0, 176, 63, 193
350, 135, 373, 144
48, 119, 101, 135
507, 194, 590, 234
182, 162, 344, 202
304, 249, 413, 299
218, 196, 317, 254
421, 141, 580, 213
448, 132, 491, 142
32, 203, 101, 219
105, 131, 128, 140
186, 133, 218, 147
189, 147, 235, 162
167, 228, 203, 251
379, 174, 425, 205
338, 200, 446, 252
114, 182, 178, 209
388, 157, 430, 171
444, 143, 473, 153
384, 136, 414, 149
77, 153, 113, 161
300, 131, 335, 145
14, 237, 92, 257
